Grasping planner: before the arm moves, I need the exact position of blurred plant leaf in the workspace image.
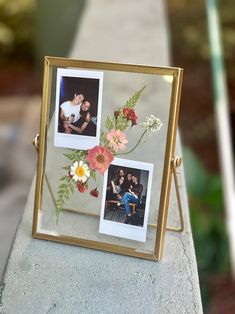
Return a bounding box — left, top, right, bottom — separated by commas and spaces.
182, 146, 208, 196
183, 146, 230, 278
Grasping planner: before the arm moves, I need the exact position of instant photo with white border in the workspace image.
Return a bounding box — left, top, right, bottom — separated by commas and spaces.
99, 158, 154, 242
54, 68, 103, 150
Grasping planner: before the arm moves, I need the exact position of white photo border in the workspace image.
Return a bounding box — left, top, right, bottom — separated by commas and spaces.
54, 68, 103, 150
99, 158, 154, 242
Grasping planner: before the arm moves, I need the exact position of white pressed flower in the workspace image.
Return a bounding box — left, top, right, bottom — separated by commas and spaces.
141, 115, 163, 133
70, 160, 90, 183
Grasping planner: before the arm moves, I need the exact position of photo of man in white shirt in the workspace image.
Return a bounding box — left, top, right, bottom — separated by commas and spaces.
60, 93, 84, 133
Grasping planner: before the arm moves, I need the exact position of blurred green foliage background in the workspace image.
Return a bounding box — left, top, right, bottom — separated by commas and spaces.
168, 1, 234, 311
183, 147, 230, 310
0, 0, 85, 67
0, 0, 35, 65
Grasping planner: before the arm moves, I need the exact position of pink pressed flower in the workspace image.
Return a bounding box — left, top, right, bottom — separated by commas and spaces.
86, 146, 114, 175
106, 129, 128, 152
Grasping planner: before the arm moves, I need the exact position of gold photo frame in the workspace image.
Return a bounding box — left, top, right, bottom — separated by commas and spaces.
32, 56, 183, 261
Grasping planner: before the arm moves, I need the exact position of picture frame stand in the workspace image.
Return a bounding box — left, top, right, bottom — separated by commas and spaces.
168, 156, 184, 233
32, 135, 184, 234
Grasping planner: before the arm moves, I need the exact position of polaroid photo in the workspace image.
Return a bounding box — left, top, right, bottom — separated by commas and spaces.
54, 68, 103, 150
99, 158, 154, 242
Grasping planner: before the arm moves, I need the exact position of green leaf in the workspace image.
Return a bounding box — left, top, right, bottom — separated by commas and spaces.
69, 183, 75, 193
105, 116, 115, 131
116, 115, 128, 130
100, 130, 107, 144
56, 177, 76, 222
72, 149, 87, 159
64, 153, 77, 162
124, 85, 146, 109
90, 170, 96, 180
59, 175, 69, 182
64, 149, 88, 165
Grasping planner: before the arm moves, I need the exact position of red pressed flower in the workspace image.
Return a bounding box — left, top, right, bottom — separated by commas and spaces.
123, 108, 138, 125
131, 118, 137, 126
123, 108, 131, 117
77, 181, 87, 193
90, 187, 99, 198
128, 110, 137, 120
86, 145, 114, 175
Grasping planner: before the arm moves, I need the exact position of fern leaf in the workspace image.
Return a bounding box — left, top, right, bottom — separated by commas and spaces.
56, 176, 75, 222
90, 170, 96, 181
116, 115, 128, 131
124, 85, 146, 109
105, 116, 115, 131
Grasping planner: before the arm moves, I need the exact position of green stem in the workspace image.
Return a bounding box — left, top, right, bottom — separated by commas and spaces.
115, 129, 147, 156
56, 210, 60, 225
95, 172, 100, 188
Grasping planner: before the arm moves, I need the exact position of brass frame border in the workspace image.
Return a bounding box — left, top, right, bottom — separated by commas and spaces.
155, 69, 184, 260
32, 56, 183, 261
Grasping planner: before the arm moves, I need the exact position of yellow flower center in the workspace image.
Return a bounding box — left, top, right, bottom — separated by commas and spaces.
76, 166, 85, 177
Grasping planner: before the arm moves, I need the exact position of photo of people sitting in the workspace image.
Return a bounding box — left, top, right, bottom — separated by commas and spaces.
57, 75, 100, 138
105, 165, 149, 226
58, 93, 96, 137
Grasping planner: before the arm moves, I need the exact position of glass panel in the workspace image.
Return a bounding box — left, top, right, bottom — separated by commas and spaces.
37, 63, 173, 255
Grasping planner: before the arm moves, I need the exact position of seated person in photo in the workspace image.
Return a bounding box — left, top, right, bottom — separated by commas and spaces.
59, 93, 84, 133
122, 172, 133, 193
106, 168, 125, 200
118, 175, 143, 223
110, 176, 125, 201
65, 101, 96, 136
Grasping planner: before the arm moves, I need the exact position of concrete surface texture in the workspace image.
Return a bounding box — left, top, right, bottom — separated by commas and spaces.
0, 97, 40, 279
0, 0, 203, 313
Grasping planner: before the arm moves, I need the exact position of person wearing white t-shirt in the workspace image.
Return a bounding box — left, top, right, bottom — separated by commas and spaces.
60, 93, 84, 133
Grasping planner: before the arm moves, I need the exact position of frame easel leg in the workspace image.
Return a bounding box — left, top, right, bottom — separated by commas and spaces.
166, 157, 184, 233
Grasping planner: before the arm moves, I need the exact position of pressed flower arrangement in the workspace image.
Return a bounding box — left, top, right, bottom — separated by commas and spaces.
56, 86, 162, 221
